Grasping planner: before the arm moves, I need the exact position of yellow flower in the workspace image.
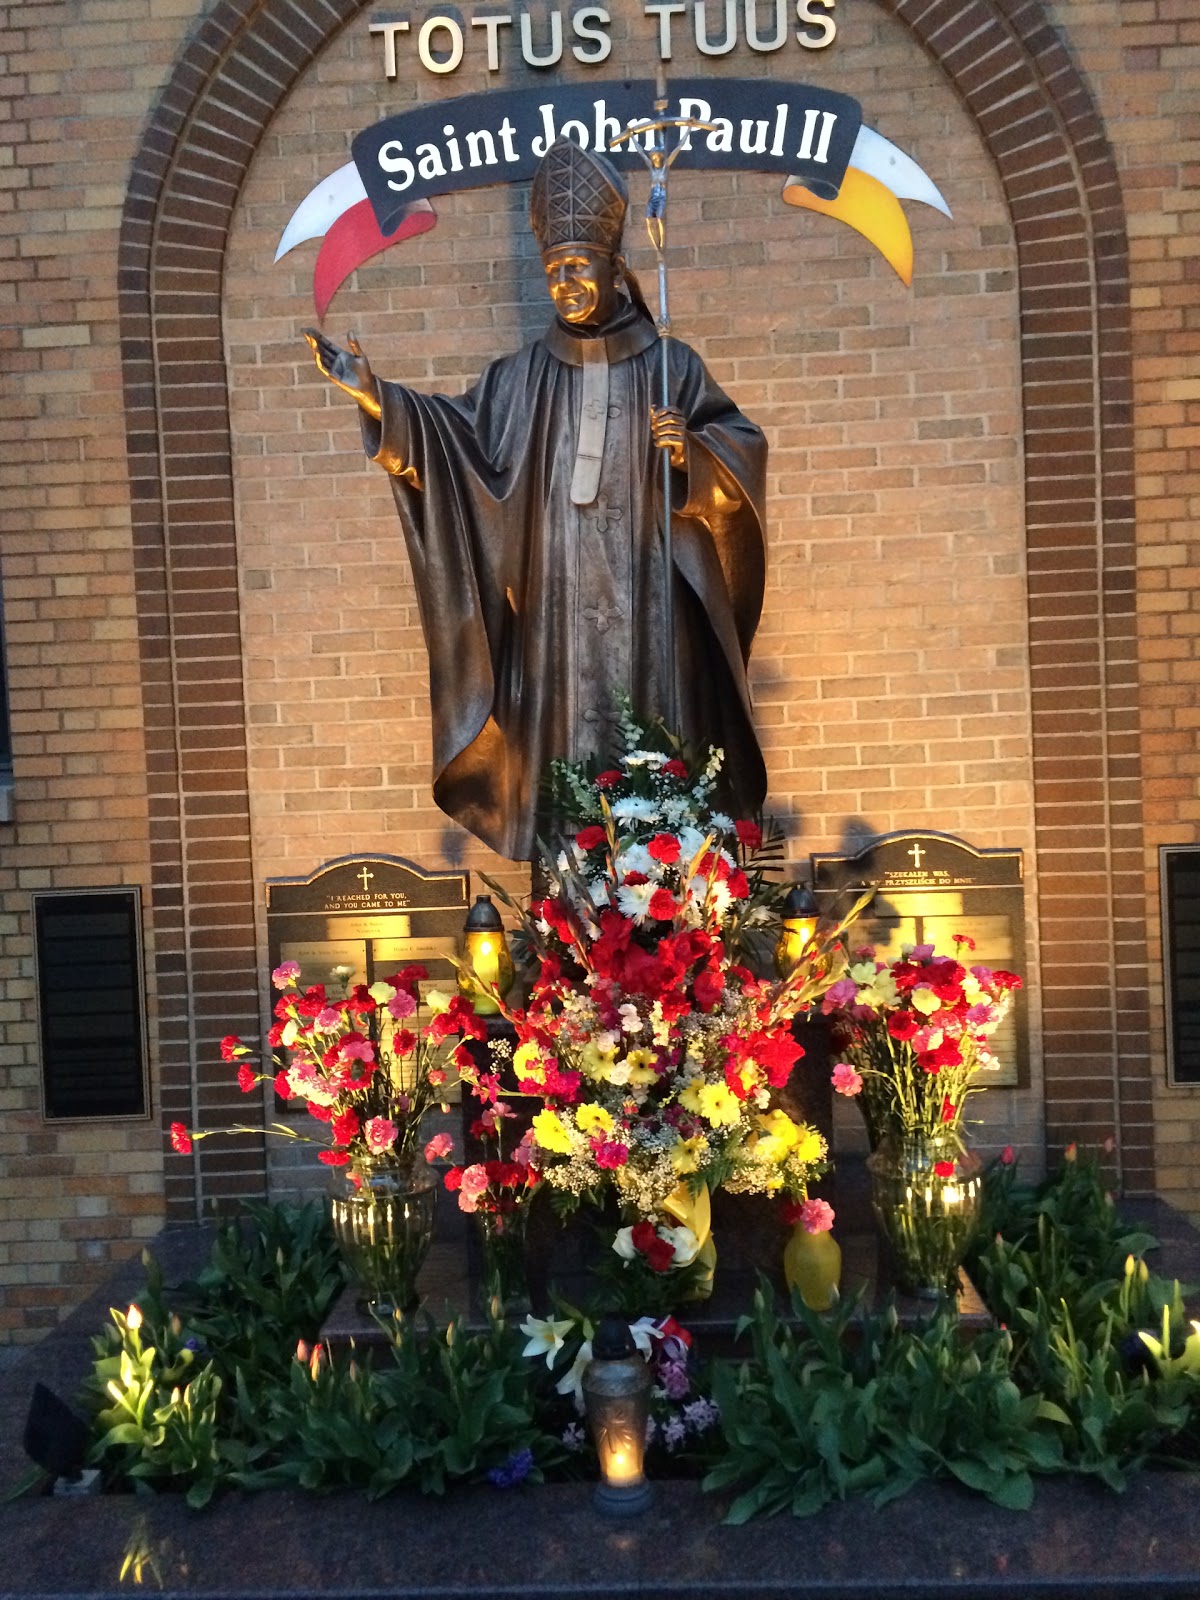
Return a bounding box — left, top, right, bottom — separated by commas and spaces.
531, 1109, 574, 1154
756, 1109, 801, 1149
580, 1038, 618, 1079
626, 1051, 659, 1089
910, 986, 940, 1016
575, 1103, 614, 1137
698, 1082, 742, 1128
513, 1041, 547, 1083
678, 1080, 705, 1114
794, 1127, 826, 1165
670, 1136, 705, 1175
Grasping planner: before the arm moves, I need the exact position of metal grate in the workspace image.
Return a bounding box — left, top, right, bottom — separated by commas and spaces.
34, 890, 148, 1120
1163, 847, 1200, 1086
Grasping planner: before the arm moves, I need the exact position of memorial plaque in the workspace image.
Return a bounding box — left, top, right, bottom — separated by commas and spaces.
1162, 845, 1200, 1085
266, 854, 470, 1023
810, 831, 1027, 1087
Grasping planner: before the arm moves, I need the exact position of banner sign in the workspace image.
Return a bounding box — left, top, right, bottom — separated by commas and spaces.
352, 78, 861, 237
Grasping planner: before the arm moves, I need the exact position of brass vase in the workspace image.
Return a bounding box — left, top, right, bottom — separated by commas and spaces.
866, 1134, 983, 1298
329, 1164, 437, 1316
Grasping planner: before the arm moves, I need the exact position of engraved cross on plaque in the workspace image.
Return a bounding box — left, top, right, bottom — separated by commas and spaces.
357, 867, 374, 892
908, 842, 925, 870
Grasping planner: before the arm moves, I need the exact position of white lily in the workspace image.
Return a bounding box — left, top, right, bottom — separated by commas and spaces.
518, 1314, 576, 1369
555, 1338, 593, 1411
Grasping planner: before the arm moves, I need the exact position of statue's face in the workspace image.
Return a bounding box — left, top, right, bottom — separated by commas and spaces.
542, 245, 620, 327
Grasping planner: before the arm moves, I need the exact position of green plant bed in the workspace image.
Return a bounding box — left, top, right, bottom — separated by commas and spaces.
73, 1152, 1200, 1516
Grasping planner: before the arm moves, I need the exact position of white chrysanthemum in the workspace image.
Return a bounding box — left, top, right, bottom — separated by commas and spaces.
624, 749, 668, 769
617, 880, 656, 921
610, 796, 661, 823
619, 1002, 642, 1034
690, 876, 731, 919
616, 842, 654, 879
709, 810, 734, 834
677, 825, 709, 863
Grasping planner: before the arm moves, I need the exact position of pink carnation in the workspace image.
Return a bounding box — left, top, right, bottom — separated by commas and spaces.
364, 1116, 397, 1155
460, 1163, 489, 1199
800, 1198, 835, 1234
593, 1139, 629, 1170
387, 987, 417, 1020
831, 1062, 863, 1097
424, 1131, 454, 1162
271, 960, 301, 990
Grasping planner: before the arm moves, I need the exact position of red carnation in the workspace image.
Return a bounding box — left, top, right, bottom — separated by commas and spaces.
941, 1094, 956, 1123
693, 963, 724, 1010
576, 824, 607, 852
220, 1034, 246, 1062
726, 868, 749, 900
318, 1149, 350, 1167
444, 1166, 465, 1192
663, 758, 688, 779
332, 1108, 360, 1146
393, 1028, 417, 1056
934, 1160, 955, 1178
596, 769, 623, 790
307, 1101, 333, 1122
631, 1220, 675, 1273
273, 1071, 292, 1100
887, 1011, 920, 1042
236, 1062, 256, 1094
734, 819, 762, 850
647, 832, 682, 865
648, 887, 677, 921
169, 1122, 192, 1154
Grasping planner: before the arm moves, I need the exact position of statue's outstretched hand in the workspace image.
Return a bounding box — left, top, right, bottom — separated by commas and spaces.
650, 404, 688, 471
303, 328, 382, 421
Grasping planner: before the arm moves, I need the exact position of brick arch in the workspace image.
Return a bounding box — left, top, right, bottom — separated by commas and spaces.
120, 0, 1147, 1218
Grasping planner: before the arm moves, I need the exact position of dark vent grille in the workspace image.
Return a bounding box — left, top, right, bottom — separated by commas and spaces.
35, 891, 147, 1120
1164, 849, 1200, 1085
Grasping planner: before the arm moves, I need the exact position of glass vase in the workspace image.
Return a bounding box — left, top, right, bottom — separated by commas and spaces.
329, 1163, 437, 1316
478, 1202, 531, 1316
866, 1134, 983, 1298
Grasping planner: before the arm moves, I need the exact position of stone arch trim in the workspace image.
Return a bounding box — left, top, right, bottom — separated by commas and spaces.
120, 0, 1149, 1218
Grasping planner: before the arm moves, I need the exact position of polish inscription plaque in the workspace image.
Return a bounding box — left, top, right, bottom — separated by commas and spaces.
810, 831, 1027, 1087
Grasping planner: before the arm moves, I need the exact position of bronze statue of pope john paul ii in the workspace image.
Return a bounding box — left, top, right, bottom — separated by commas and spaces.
306, 137, 768, 862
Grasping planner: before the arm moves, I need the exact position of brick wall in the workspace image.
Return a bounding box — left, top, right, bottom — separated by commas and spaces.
0, 0, 1182, 1342
1042, 0, 1200, 1211
0, 0, 190, 1344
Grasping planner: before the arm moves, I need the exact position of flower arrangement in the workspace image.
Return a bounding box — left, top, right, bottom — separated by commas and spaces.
821, 937, 1022, 1150
521, 1310, 721, 1461
172, 961, 485, 1189
439, 1106, 541, 1219
464, 710, 866, 1227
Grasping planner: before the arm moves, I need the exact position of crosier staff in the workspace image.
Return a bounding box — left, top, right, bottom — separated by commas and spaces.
611, 70, 716, 732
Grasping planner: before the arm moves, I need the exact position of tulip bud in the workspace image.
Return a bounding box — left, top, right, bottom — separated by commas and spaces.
295, 1339, 310, 1364
1138, 1259, 1149, 1284
170, 1387, 182, 1406
1125, 1255, 1136, 1279
126, 1304, 143, 1332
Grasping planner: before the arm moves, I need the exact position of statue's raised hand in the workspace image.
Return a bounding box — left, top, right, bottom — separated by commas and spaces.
303, 328, 382, 421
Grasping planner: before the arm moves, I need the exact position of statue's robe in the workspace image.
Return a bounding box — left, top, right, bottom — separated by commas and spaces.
363, 300, 768, 861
